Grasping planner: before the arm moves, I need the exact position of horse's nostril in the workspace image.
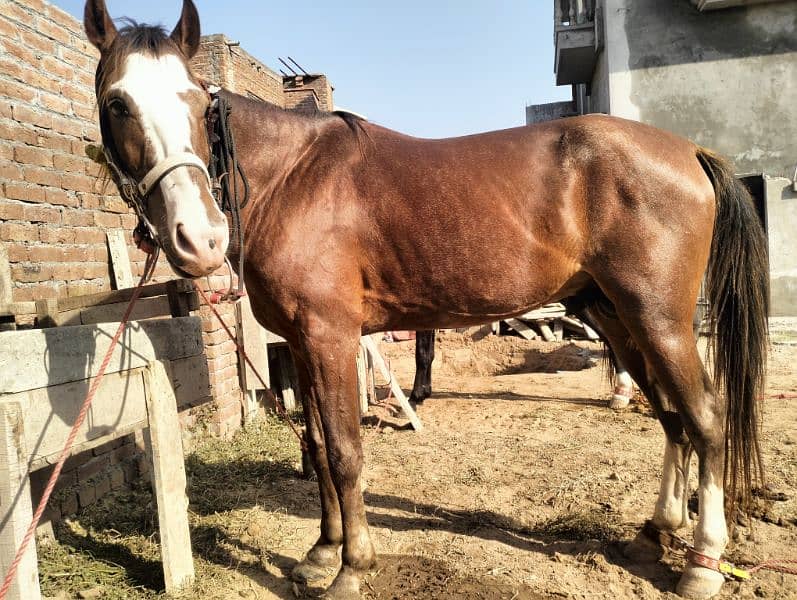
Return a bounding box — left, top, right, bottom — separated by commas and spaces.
175, 224, 196, 255
208, 238, 216, 250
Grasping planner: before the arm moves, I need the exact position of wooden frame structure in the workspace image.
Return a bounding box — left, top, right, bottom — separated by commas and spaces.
0, 317, 204, 600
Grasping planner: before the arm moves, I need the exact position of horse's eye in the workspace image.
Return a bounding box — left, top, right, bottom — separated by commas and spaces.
108, 98, 130, 119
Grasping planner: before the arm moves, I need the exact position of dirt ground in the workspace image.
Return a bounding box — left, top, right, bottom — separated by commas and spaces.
39, 331, 797, 599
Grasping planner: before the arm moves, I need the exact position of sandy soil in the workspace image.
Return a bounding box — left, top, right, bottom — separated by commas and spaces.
41, 332, 797, 600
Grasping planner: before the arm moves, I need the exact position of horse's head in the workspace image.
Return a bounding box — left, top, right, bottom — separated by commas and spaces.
84, 0, 229, 278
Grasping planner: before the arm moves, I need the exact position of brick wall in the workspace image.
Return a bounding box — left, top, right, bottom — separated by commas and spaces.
1, 0, 337, 516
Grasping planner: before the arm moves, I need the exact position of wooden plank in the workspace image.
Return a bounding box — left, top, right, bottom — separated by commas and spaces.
168, 355, 211, 409
55, 279, 193, 313
143, 361, 195, 593
538, 322, 557, 342
35, 299, 57, 328
0, 402, 41, 600
0, 246, 11, 307
504, 318, 537, 340
106, 230, 134, 290
0, 317, 203, 393
263, 329, 286, 345
14, 367, 148, 465
54, 296, 172, 327
236, 297, 270, 391
165, 280, 192, 318
365, 349, 376, 405
582, 322, 600, 341
361, 336, 422, 431
277, 347, 297, 413
355, 346, 368, 415
553, 319, 564, 341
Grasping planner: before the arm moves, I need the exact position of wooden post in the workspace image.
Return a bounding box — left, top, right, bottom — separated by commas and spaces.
0, 402, 41, 600
143, 361, 195, 593
538, 321, 556, 342
277, 348, 298, 413
360, 336, 422, 431
504, 318, 537, 340
34, 299, 58, 328
355, 346, 368, 415
106, 230, 134, 290
553, 319, 564, 341
166, 280, 192, 318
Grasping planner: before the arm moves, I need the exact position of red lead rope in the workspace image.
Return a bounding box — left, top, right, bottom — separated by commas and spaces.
0, 251, 159, 600
192, 282, 307, 451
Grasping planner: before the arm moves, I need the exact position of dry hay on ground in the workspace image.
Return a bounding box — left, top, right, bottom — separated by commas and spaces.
37, 334, 797, 599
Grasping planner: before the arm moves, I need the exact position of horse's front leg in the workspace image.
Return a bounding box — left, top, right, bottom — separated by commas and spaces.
291, 322, 375, 598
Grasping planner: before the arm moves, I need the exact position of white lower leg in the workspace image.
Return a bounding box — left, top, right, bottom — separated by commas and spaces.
653, 440, 693, 530
694, 475, 728, 558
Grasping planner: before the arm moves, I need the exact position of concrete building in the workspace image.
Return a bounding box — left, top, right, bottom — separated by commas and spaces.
528, 0, 797, 315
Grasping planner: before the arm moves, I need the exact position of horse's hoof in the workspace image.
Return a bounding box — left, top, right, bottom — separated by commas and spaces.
292, 560, 335, 583
676, 565, 724, 599
623, 529, 665, 562
609, 388, 632, 410
291, 545, 340, 582
323, 568, 362, 599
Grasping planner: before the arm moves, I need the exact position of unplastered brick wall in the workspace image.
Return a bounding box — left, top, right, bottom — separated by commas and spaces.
1, 0, 337, 514
0, 0, 241, 516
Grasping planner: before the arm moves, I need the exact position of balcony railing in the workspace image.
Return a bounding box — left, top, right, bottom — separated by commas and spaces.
553, 0, 599, 86
555, 0, 595, 28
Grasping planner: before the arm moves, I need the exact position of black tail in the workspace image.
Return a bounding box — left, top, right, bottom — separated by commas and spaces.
697, 147, 769, 515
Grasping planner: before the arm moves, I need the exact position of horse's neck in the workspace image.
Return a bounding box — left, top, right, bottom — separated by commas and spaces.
226, 92, 322, 193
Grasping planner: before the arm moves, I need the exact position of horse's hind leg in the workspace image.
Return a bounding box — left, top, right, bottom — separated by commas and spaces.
410, 330, 435, 404
584, 305, 694, 541
622, 314, 727, 598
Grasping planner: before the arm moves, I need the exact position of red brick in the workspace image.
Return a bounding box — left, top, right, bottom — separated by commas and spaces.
94, 476, 111, 498
100, 196, 129, 213
109, 466, 125, 490
5, 243, 28, 262
59, 47, 93, 71
93, 211, 120, 228
0, 16, 20, 40
28, 245, 65, 262
72, 228, 105, 244
0, 221, 38, 242
0, 77, 37, 102
61, 172, 96, 193
13, 283, 59, 302
0, 57, 24, 83
3, 182, 45, 202
53, 153, 87, 173
79, 192, 103, 209
62, 208, 93, 227
36, 18, 71, 46
3, 2, 33, 25
12, 263, 52, 282
21, 0, 47, 15
77, 455, 110, 481
0, 201, 25, 220
11, 104, 52, 129
0, 120, 36, 144
23, 166, 60, 187
39, 91, 71, 114
51, 114, 82, 137
24, 205, 61, 224
65, 280, 106, 297
78, 482, 96, 508
60, 82, 93, 106
0, 143, 11, 161
26, 69, 61, 94
36, 131, 71, 152
14, 145, 52, 167
2, 38, 40, 69
45, 188, 78, 207
59, 490, 79, 516
39, 226, 75, 244
19, 28, 55, 55
45, 5, 83, 35
72, 102, 95, 121
0, 161, 22, 181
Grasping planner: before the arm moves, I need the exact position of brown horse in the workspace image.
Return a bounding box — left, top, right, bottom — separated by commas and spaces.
84, 1, 769, 598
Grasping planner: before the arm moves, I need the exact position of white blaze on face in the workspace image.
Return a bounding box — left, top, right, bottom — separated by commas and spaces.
109, 52, 225, 248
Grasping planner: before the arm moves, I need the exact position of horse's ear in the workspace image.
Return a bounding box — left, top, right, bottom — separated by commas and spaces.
84, 0, 117, 53
170, 0, 201, 60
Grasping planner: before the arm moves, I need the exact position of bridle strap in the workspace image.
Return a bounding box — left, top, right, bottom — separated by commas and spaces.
137, 152, 211, 198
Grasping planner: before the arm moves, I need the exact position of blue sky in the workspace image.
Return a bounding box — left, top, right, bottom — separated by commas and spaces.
55, 1, 570, 138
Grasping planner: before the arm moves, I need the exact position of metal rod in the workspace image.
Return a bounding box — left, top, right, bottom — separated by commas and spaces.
287, 56, 310, 76
278, 57, 298, 76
